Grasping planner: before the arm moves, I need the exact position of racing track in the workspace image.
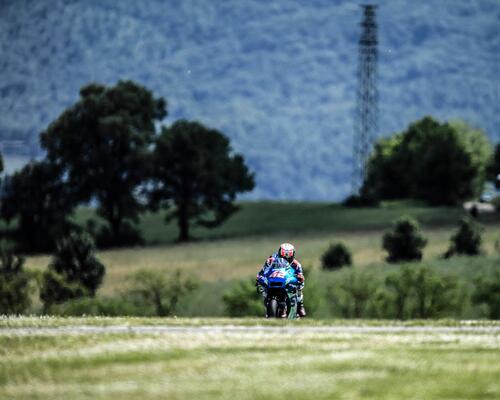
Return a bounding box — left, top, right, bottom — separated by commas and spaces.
2, 325, 499, 336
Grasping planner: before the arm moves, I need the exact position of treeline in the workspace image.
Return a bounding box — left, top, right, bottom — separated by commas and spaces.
347, 117, 500, 206
0, 80, 255, 253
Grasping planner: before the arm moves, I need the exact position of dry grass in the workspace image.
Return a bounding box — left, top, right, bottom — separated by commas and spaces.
24, 225, 500, 296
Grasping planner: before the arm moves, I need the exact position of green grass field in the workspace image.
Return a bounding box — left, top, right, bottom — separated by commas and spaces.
73, 200, 497, 245
1, 318, 499, 400
26, 202, 500, 296
20, 201, 500, 319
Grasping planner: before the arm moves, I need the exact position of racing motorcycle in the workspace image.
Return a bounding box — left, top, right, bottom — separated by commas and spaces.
257, 257, 300, 319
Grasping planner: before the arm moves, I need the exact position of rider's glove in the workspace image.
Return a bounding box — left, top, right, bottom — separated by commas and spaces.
296, 273, 305, 283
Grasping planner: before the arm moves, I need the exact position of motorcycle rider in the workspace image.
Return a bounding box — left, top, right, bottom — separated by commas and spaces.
256, 242, 306, 317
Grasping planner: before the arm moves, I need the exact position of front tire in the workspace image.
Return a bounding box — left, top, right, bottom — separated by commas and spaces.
267, 298, 279, 318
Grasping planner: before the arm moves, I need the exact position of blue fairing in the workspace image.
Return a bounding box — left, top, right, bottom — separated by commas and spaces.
261, 258, 298, 290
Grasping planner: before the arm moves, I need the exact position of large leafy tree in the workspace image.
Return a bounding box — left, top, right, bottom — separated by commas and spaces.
151, 120, 255, 241
0, 161, 75, 252
0, 151, 3, 193
362, 117, 492, 205
363, 133, 409, 200
487, 143, 500, 187
40, 81, 166, 246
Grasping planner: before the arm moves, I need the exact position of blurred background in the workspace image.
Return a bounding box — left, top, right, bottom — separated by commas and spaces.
2, 0, 499, 199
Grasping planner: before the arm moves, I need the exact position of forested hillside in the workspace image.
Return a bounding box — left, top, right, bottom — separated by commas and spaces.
1, 0, 499, 199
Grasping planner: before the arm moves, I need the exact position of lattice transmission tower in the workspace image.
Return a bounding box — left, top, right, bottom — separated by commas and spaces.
352, 4, 378, 193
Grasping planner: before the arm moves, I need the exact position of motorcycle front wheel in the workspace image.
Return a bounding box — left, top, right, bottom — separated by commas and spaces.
267, 298, 279, 318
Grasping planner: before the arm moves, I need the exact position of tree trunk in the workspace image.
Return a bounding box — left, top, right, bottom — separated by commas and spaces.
106, 203, 122, 245
177, 205, 190, 242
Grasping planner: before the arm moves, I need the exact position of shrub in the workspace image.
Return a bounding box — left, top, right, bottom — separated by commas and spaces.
125, 269, 198, 316
411, 267, 460, 318
0, 244, 32, 314
385, 267, 415, 319
327, 266, 462, 319
222, 279, 262, 317
47, 296, 144, 316
321, 242, 352, 270
382, 216, 427, 262
40, 231, 105, 308
472, 271, 500, 319
328, 270, 378, 318
40, 270, 88, 309
446, 217, 483, 257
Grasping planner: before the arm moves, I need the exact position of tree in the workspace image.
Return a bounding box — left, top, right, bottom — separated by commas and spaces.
362, 117, 492, 205
0, 152, 3, 212
411, 119, 486, 205
0, 243, 32, 314
363, 133, 410, 200
150, 120, 255, 241
0, 161, 75, 252
382, 216, 427, 263
40, 231, 105, 308
487, 143, 500, 188
40, 81, 167, 246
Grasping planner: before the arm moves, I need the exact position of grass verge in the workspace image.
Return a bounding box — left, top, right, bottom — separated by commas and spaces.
0, 318, 499, 400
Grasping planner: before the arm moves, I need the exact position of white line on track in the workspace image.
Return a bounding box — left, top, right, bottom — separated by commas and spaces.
1, 325, 499, 335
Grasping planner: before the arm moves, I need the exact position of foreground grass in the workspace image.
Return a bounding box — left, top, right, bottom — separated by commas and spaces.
1, 319, 499, 400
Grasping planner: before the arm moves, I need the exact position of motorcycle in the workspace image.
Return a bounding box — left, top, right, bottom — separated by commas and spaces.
257, 257, 300, 319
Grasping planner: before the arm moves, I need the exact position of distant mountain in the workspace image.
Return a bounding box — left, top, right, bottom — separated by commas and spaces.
1, 0, 499, 200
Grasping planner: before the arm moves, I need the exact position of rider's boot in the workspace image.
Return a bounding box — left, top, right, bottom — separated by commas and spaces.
297, 302, 307, 317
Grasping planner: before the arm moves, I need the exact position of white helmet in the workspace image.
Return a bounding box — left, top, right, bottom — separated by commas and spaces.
278, 243, 295, 263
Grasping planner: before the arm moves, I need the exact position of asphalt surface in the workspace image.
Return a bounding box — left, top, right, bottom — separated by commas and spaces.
1, 325, 499, 335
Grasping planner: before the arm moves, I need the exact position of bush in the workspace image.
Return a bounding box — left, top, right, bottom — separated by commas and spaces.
321, 242, 352, 270
472, 271, 500, 319
446, 217, 483, 257
411, 267, 460, 318
222, 279, 262, 317
327, 266, 463, 319
385, 266, 462, 319
47, 296, 144, 316
40, 270, 88, 309
0, 244, 32, 314
382, 216, 427, 262
385, 267, 415, 319
125, 269, 198, 316
40, 231, 105, 308
327, 270, 378, 318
